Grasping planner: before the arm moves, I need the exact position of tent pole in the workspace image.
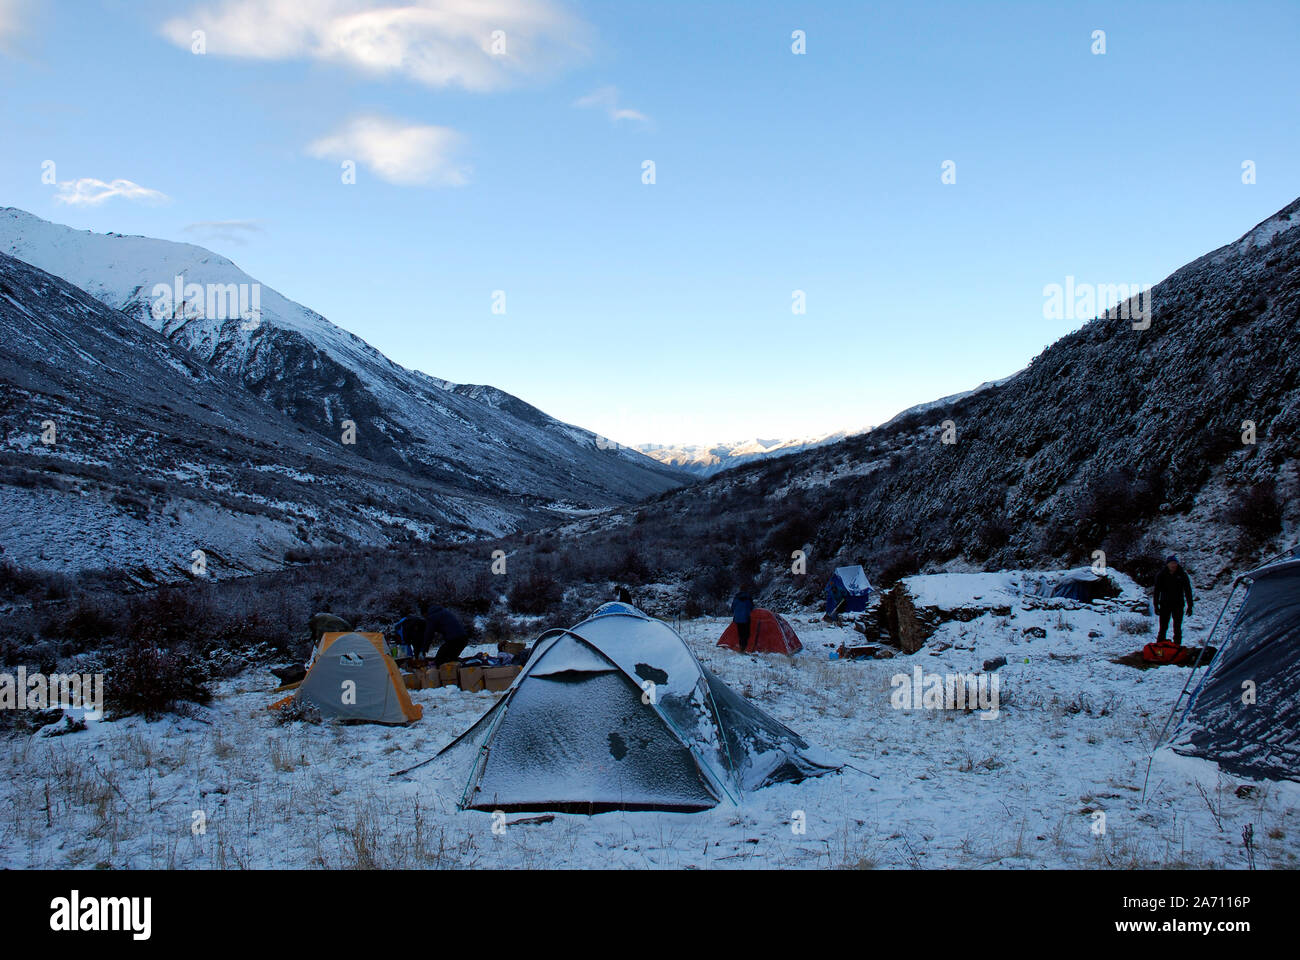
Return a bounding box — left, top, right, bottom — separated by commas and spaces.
1141, 576, 1246, 801
1149, 577, 1242, 751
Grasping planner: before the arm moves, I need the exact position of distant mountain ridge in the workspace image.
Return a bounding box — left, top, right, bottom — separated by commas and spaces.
637, 434, 851, 477
637, 377, 1013, 478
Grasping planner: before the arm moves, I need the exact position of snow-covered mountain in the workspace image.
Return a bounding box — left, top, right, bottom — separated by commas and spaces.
637, 434, 852, 477
0, 208, 683, 511
0, 250, 538, 580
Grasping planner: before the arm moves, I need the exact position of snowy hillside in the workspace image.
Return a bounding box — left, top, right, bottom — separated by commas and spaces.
0, 208, 683, 511
0, 252, 533, 579
613, 197, 1300, 589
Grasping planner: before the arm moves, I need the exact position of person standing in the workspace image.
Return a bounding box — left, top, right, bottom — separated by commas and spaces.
730, 590, 755, 653
1153, 555, 1195, 644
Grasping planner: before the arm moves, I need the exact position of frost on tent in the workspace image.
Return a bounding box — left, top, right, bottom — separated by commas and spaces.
1167, 558, 1300, 783
433, 606, 841, 813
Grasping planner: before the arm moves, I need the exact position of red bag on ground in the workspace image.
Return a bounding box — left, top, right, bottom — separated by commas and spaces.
1142, 640, 1190, 664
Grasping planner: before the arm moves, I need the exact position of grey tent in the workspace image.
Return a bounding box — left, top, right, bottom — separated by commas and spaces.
282, 631, 422, 725
1050, 568, 1118, 602
436, 607, 840, 812
1166, 558, 1300, 782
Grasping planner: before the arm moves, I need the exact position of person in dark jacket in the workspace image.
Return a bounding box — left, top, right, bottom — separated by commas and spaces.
397, 614, 428, 660
425, 605, 469, 667
1153, 555, 1195, 644
731, 591, 755, 653
615, 585, 633, 605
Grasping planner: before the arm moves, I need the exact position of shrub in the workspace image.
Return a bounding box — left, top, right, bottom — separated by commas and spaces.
274, 697, 321, 725
976, 516, 1013, 554
482, 610, 525, 642
41, 599, 120, 645
734, 544, 763, 581
126, 588, 209, 649
1074, 466, 1163, 542
871, 546, 920, 586
103, 637, 212, 720
613, 547, 652, 585
766, 512, 818, 556
688, 565, 732, 608
1224, 481, 1283, 545
508, 569, 562, 615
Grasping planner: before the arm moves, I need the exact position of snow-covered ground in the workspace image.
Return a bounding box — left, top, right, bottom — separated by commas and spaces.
3, 580, 1297, 869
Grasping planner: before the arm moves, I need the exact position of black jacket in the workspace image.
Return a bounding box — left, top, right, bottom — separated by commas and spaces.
1153, 567, 1194, 614
424, 606, 467, 643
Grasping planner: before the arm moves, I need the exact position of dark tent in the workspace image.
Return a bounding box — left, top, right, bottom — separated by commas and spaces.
825, 565, 871, 616
435, 607, 840, 812
1050, 568, 1118, 602
1167, 558, 1300, 782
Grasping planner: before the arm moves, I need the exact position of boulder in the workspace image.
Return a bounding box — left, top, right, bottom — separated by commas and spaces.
882, 573, 1019, 653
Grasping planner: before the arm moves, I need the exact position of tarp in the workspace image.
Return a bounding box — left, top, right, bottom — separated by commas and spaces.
718, 608, 803, 655
1050, 568, 1117, 602
1168, 559, 1300, 782
826, 565, 872, 614
436, 607, 839, 812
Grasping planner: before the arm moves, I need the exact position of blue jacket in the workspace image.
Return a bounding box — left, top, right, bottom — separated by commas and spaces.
731, 593, 754, 624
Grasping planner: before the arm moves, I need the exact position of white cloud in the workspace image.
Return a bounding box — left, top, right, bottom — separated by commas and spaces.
0, 0, 27, 48
54, 178, 171, 207
184, 219, 264, 245
162, 0, 589, 91
308, 115, 469, 186
573, 86, 649, 124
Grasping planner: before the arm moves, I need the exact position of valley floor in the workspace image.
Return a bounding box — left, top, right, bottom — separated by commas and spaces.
3, 597, 1297, 869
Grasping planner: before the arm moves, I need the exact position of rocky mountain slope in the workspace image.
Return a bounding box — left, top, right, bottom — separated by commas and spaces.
0, 252, 641, 581
0, 209, 683, 511
579, 198, 1300, 594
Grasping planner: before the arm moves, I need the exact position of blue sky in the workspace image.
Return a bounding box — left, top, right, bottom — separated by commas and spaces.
1, 0, 1297, 446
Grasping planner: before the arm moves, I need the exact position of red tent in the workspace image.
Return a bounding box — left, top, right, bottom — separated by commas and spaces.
717, 608, 803, 655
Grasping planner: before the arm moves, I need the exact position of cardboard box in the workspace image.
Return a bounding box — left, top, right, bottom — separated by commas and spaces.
482, 665, 522, 692
403, 671, 422, 690
438, 662, 460, 687
835, 643, 879, 661
458, 666, 485, 692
